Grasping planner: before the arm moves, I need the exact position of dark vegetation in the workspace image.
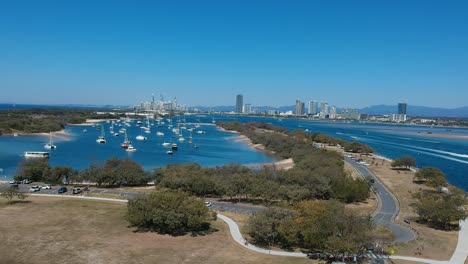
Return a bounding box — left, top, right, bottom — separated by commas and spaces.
0, 108, 122, 135
410, 166, 467, 230
411, 189, 467, 230
126, 189, 215, 235
391, 155, 417, 170
14, 158, 150, 186
247, 201, 372, 257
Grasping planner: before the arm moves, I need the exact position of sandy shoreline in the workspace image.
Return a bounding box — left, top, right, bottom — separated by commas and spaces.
218, 126, 295, 170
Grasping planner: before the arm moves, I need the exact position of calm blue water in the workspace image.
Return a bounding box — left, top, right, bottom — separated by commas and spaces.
0, 117, 274, 180
1, 114, 467, 192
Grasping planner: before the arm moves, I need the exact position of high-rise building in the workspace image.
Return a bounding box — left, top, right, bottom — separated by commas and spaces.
308, 100, 318, 115
320, 102, 329, 115
330, 106, 337, 119
236, 94, 243, 113
341, 108, 361, 120
301, 102, 305, 115
398, 102, 407, 115
295, 99, 305, 115
243, 104, 252, 114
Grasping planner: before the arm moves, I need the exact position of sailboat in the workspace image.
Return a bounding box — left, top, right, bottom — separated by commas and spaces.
110, 121, 114, 134
96, 124, 106, 143
156, 131, 164, 137
162, 142, 171, 147
121, 130, 132, 149
188, 131, 193, 144
136, 128, 147, 141
44, 132, 57, 150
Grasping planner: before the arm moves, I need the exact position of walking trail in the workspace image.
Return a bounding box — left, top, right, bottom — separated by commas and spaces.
31, 194, 468, 264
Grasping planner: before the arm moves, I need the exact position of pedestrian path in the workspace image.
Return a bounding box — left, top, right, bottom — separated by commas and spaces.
30, 194, 467, 264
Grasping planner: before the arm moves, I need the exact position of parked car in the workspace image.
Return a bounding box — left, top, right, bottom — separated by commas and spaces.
10, 184, 19, 189
22, 179, 30, 184
58, 187, 67, 194
29, 186, 40, 192
72, 188, 82, 194
41, 185, 51, 190
204, 201, 212, 207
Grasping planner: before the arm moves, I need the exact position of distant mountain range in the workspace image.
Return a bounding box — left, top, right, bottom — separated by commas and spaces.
192, 105, 468, 118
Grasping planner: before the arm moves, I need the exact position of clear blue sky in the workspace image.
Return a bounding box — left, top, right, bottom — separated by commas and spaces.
1, 0, 467, 108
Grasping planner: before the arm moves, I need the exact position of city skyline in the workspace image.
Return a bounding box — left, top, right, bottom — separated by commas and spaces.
1, 1, 468, 108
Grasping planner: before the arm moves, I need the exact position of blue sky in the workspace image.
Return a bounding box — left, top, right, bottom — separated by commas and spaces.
1, 0, 467, 108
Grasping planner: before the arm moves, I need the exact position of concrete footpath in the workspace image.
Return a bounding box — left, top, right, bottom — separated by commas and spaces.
30, 194, 468, 264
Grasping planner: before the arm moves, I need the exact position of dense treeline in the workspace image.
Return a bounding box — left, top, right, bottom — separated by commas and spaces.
219, 121, 373, 157
0, 108, 122, 135
14, 158, 151, 186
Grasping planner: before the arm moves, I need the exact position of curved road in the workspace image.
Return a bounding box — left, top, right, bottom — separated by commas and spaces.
345, 157, 416, 243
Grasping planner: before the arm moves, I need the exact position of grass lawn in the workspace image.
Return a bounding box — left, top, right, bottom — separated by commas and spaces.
0, 196, 315, 264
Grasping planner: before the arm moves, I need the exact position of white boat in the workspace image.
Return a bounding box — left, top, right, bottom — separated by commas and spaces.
82, 129, 88, 133
136, 128, 147, 141
24, 151, 50, 159
96, 124, 106, 143
119, 128, 126, 133
126, 144, 137, 152
172, 144, 178, 150
166, 150, 173, 155
44, 132, 57, 150
144, 129, 151, 134
114, 132, 120, 137
196, 131, 205, 134
178, 137, 185, 142
156, 131, 164, 137
162, 142, 171, 147
136, 120, 143, 125
136, 135, 147, 141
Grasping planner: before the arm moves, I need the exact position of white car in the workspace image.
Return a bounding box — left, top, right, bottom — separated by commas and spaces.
29, 186, 40, 192
41, 185, 51, 190
204, 201, 212, 207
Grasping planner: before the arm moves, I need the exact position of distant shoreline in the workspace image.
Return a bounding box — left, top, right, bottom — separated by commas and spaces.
217, 125, 294, 170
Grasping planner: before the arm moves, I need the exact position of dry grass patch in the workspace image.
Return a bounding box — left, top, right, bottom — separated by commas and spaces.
0, 197, 314, 264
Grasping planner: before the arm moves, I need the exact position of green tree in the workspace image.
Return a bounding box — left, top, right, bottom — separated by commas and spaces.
14, 159, 50, 182
293, 200, 373, 257
126, 189, 213, 235
411, 191, 467, 230
414, 167, 447, 188
247, 207, 296, 248
400, 155, 416, 169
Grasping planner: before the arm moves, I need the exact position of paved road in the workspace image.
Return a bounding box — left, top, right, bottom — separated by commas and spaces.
345, 157, 416, 243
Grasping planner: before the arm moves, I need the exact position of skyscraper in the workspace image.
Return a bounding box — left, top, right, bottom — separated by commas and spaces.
398, 102, 407, 115
295, 99, 304, 116
243, 104, 252, 114
236, 94, 243, 113
320, 102, 329, 114
308, 100, 318, 115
